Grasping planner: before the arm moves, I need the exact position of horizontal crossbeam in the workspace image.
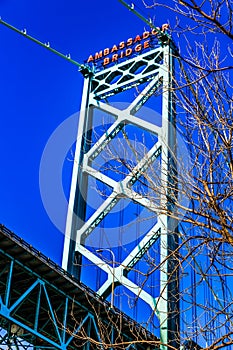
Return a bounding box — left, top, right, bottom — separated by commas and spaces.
0, 224, 158, 349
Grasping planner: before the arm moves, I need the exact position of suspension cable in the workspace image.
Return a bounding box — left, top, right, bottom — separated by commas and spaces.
117, 0, 179, 55
117, 0, 161, 33
0, 17, 89, 72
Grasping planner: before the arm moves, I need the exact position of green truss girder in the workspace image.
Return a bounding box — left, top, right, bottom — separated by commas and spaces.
0, 225, 158, 349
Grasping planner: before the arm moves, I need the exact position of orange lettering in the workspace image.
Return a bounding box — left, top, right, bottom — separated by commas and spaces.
112, 54, 118, 62
119, 41, 125, 49
151, 27, 160, 36
87, 30, 158, 64
134, 35, 141, 43
103, 57, 110, 65
87, 55, 94, 63
125, 48, 132, 56
127, 38, 133, 46
161, 23, 169, 32
104, 48, 110, 56
111, 45, 118, 53
143, 31, 150, 39
135, 44, 142, 52
94, 51, 103, 60
120, 51, 124, 58
144, 40, 150, 49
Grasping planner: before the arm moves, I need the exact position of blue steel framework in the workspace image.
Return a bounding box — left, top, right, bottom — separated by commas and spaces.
0, 224, 158, 349
62, 34, 179, 349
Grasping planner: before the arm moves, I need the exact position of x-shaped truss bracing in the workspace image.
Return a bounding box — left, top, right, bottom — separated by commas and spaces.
63, 44, 178, 349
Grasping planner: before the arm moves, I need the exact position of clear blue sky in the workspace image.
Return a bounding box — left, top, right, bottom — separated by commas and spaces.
0, 0, 171, 263
2, 2, 231, 342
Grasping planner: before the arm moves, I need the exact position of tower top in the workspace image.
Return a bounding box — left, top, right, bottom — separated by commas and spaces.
83, 26, 172, 73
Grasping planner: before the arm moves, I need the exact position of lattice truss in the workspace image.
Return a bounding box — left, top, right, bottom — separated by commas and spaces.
63, 44, 175, 344
0, 231, 154, 350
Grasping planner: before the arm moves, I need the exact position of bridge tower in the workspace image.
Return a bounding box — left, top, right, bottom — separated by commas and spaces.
62, 32, 179, 349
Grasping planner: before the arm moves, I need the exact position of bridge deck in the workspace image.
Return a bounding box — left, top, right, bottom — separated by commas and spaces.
0, 224, 158, 349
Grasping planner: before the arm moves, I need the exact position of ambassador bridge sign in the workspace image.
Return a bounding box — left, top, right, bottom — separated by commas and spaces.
85, 24, 169, 68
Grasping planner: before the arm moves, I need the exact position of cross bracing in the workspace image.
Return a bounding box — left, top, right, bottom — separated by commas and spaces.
63, 42, 179, 349
0, 224, 158, 349
91, 49, 163, 100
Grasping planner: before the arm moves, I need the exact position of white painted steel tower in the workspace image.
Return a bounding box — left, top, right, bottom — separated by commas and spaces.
62, 32, 179, 349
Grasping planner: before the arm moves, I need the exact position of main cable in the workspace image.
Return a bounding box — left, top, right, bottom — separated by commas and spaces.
118, 0, 160, 33
0, 17, 88, 71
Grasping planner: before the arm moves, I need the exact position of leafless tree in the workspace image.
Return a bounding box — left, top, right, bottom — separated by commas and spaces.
135, 1, 233, 349
73, 1, 233, 349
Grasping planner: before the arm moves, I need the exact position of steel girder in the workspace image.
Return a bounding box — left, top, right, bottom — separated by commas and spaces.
62, 42, 179, 350
0, 225, 157, 349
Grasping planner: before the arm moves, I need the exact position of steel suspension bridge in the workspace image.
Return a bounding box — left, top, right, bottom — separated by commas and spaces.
0, 1, 205, 349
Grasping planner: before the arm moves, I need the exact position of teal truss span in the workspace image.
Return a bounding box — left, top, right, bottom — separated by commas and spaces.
0, 224, 158, 349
